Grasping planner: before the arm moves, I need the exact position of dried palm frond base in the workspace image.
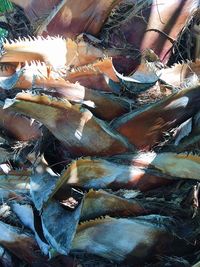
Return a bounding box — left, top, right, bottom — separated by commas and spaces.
0, 1, 200, 267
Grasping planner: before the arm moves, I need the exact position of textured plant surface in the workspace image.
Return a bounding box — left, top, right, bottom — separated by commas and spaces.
0, 1, 200, 267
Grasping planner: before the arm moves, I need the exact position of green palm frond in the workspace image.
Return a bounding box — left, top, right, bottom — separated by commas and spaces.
0, 0, 13, 13
0, 27, 7, 38
0, 0, 13, 38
